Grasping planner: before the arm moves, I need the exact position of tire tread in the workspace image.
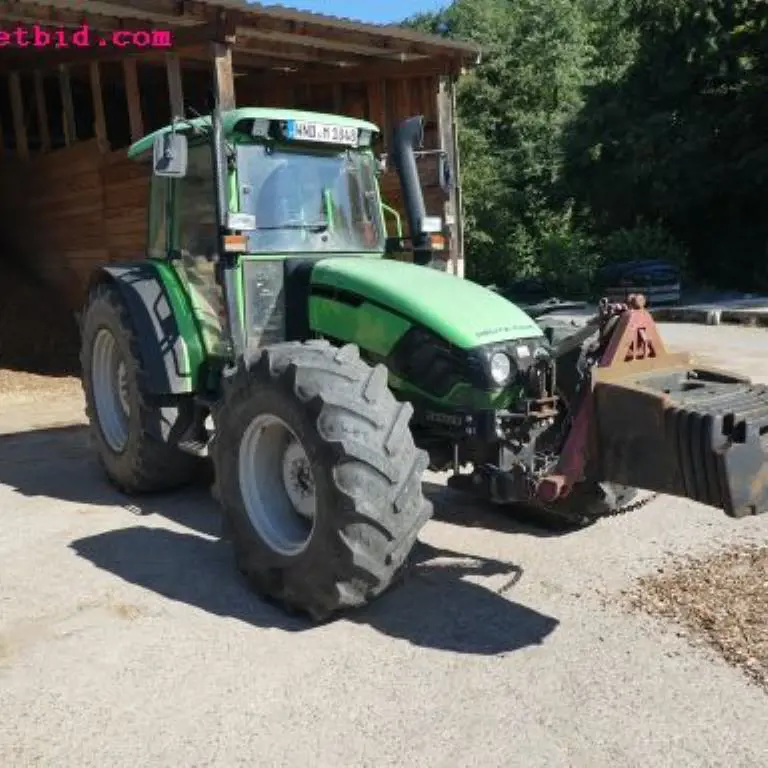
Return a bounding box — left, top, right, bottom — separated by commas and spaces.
79, 281, 199, 494
212, 341, 432, 621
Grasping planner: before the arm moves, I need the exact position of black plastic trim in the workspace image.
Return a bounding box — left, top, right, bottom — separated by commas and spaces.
90, 263, 194, 395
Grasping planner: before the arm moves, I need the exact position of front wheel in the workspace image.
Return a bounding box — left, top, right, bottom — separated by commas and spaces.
211, 340, 433, 622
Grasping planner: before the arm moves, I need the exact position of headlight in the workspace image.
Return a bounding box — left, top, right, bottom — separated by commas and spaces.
489, 352, 512, 386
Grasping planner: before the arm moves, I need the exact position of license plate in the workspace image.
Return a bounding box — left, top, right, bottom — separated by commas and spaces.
286, 120, 359, 147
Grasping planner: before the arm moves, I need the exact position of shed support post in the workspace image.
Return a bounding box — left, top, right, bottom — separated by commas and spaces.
90, 62, 109, 153
166, 53, 185, 121
212, 41, 236, 112
58, 65, 76, 145
437, 75, 464, 278
34, 71, 51, 153
9, 72, 28, 160
123, 58, 143, 143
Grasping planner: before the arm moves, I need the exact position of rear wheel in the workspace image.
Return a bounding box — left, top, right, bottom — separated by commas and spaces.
80, 282, 200, 494
211, 340, 433, 622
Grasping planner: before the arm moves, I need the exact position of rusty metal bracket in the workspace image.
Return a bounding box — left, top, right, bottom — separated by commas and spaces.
535, 293, 665, 503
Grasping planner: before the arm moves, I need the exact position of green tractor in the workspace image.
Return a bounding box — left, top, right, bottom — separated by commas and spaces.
80, 105, 768, 621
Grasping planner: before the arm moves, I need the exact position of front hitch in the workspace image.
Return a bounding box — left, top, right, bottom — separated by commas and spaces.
536, 294, 768, 518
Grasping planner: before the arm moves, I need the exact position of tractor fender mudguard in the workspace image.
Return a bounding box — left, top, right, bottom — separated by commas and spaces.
86, 262, 205, 396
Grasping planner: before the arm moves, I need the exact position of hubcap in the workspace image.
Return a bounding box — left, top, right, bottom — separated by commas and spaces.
282, 439, 316, 520
117, 361, 130, 416
91, 328, 131, 453
238, 414, 317, 557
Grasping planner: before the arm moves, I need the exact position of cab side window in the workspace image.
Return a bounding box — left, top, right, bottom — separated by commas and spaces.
171, 141, 225, 355
175, 143, 217, 257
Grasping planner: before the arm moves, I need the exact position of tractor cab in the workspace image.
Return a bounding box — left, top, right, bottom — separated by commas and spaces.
129, 108, 440, 361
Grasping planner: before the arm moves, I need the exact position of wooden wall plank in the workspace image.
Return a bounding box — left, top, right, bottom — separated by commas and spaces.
0, 131, 150, 309
367, 79, 386, 142
213, 42, 236, 111
123, 58, 144, 142
58, 65, 77, 145
398, 79, 411, 122
9, 72, 29, 160
34, 71, 51, 153
166, 53, 185, 120
421, 77, 437, 125
90, 63, 109, 153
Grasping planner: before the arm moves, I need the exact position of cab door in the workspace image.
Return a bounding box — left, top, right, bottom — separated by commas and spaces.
167, 142, 227, 357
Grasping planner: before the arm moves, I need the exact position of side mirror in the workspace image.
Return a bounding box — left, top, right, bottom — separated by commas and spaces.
153, 131, 188, 177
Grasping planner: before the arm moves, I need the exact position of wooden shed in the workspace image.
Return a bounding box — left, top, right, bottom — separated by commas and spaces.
0, 0, 479, 314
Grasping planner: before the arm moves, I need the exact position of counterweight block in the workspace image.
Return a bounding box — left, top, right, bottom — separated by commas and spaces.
593, 368, 768, 518
539, 295, 768, 518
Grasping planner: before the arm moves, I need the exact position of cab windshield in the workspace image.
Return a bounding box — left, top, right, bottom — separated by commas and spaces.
236, 143, 385, 254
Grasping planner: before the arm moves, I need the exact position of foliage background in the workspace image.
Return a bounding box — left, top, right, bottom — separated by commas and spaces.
403, 0, 768, 294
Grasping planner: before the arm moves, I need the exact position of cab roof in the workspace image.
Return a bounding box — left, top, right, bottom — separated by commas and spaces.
127, 107, 380, 160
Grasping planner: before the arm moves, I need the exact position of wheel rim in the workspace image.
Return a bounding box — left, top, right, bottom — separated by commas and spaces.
238, 413, 317, 557
91, 328, 131, 453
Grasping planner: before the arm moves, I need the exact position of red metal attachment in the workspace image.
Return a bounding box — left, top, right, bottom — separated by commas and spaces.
535, 293, 669, 503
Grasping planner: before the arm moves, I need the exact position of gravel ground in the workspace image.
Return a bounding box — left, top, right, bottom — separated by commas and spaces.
624, 544, 768, 691
1, 322, 768, 768
0, 371, 81, 404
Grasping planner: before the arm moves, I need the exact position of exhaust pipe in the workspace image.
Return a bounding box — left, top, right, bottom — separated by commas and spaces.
391, 116, 430, 261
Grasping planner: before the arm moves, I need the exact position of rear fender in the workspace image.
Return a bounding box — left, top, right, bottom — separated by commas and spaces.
86, 262, 206, 396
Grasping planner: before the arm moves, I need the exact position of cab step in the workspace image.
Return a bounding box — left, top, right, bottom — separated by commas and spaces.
178, 439, 210, 458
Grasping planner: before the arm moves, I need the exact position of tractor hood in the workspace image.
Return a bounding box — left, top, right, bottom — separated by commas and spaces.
310, 258, 543, 349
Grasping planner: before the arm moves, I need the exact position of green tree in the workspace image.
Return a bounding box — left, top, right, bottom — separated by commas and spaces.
405, 0, 601, 289
563, 0, 768, 290
404, 0, 768, 294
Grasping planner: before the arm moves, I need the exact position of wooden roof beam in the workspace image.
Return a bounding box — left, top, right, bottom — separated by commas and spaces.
236, 38, 374, 66
77, 0, 194, 20
221, 2, 479, 58
252, 56, 459, 88
16, 0, 191, 24
233, 16, 455, 59
230, 52, 307, 73
0, 0, 196, 33
236, 27, 420, 59
90, 0, 479, 60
